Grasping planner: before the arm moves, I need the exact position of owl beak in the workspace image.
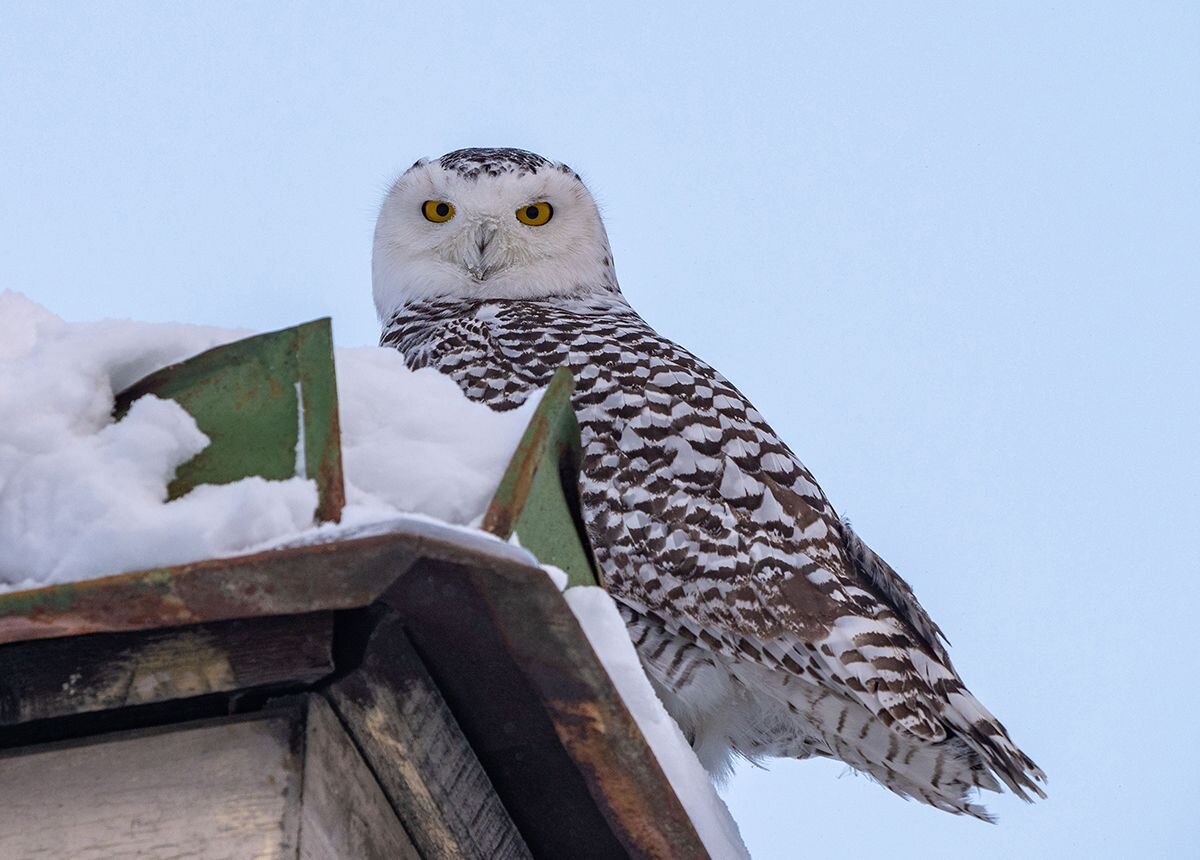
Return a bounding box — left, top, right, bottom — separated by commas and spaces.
475, 222, 497, 254
465, 222, 498, 281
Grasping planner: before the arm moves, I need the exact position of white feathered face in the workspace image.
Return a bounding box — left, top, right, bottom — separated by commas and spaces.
372, 148, 618, 317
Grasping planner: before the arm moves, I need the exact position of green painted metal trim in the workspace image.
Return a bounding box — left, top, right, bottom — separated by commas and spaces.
481, 367, 599, 589
113, 318, 345, 523
295, 320, 345, 524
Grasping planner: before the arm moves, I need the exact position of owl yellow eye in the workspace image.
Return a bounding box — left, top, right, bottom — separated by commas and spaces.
515, 201, 553, 226
422, 200, 455, 223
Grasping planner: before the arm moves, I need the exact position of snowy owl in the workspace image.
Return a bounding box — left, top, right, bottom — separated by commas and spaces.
374, 147, 1045, 818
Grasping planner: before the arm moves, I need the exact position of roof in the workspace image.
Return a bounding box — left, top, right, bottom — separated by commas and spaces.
0, 320, 711, 859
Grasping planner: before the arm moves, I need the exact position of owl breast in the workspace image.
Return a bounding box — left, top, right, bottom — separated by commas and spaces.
382, 295, 850, 639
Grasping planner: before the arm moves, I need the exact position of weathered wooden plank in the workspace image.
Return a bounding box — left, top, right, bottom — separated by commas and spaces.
297, 694, 419, 860
385, 558, 711, 860
325, 610, 532, 860
0, 708, 305, 859
0, 612, 334, 728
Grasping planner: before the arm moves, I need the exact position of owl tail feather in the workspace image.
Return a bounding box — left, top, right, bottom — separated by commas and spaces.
770, 683, 1007, 821
942, 689, 1048, 803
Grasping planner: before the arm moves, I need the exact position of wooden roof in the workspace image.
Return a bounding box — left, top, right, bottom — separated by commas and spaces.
0, 320, 711, 859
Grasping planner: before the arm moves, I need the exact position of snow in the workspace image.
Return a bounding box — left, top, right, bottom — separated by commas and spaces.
293, 380, 308, 480
0, 291, 748, 857
565, 586, 750, 859
332, 345, 539, 526
0, 291, 535, 591
270, 511, 541, 571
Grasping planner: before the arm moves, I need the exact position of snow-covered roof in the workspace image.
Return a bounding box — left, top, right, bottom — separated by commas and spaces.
0, 292, 748, 859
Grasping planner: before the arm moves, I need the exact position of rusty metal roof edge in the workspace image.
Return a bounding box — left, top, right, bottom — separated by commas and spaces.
386, 552, 713, 859
0, 521, 548, 647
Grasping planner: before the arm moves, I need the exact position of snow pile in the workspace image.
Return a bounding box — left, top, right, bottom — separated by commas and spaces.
333, 346, 537, 525
0, 291, 534, 591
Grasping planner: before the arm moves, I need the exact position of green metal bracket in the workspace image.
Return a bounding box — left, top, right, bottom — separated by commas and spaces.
114, 318, 345, 524
482, 367, 600, 589
0, 340, 599, 644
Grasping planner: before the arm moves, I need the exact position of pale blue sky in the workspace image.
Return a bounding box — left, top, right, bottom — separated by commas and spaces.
2, 3, 1197, 856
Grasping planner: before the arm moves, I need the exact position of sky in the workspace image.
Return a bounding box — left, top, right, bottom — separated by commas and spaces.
2, 3, 1197, 856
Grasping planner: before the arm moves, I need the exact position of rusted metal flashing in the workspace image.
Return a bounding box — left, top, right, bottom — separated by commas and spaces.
385, 557, 710, 860
0, 532, 418, 645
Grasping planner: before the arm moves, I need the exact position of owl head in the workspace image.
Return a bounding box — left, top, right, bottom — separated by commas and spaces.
372, 148, 620, 317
